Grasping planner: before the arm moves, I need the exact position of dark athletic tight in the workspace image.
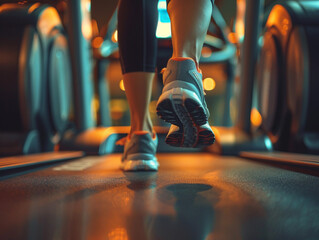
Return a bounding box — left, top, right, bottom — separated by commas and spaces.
117, 0, 214, 74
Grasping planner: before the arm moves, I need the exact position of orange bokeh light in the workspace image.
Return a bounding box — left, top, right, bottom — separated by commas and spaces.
92, 36, 104, 48
112, 30, 118, 43
251, 108, 262, 127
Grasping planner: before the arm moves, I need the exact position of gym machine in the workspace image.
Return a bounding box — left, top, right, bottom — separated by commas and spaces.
0, 3, 72, 156
210, 0, 319, 158
238, 0, 319, 167
255, 0, 319, 154
207, 0, 273, 155
0, 0, 113, 156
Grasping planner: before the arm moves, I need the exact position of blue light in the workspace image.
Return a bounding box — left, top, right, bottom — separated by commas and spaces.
156, 0, 171, 38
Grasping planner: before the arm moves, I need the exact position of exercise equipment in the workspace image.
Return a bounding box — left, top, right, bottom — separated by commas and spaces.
0, 3, 72, 156
207, 0, 272, 155
256, 0, 319, 154
58, 0, 118, 155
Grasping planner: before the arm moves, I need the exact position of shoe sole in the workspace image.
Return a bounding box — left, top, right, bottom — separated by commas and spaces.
156, 88, 215, 147
121, 154, 159, 171
165, 126, 215, 147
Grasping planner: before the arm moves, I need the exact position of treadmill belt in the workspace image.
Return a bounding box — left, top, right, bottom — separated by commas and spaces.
0, 153, 318, 239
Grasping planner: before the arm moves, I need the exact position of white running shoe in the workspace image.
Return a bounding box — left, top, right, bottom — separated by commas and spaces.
156, 57, 215, 148
117, 131, 159, 171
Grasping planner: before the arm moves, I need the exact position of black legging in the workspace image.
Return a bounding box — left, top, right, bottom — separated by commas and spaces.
118, 0, 214, 74
118, 0, 158, 74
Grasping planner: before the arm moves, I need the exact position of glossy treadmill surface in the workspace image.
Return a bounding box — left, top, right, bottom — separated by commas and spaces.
0, 153, 318, 240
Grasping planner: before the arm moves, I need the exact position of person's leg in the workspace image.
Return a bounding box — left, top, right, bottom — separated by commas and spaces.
156, 0, 215, 147
117, 0, 159, 171
117, 0, 158, 135
168, 0, 213, 66
122, 72, 154, 133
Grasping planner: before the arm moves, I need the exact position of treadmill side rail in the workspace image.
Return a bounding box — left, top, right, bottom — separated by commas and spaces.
240, 151, 319, 168
0, 151, 84, 172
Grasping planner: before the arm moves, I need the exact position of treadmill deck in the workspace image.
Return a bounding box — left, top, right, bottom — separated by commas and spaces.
0, 153, 318, 240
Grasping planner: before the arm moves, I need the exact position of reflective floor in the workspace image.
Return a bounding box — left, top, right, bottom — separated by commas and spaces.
0, 153, 319, 240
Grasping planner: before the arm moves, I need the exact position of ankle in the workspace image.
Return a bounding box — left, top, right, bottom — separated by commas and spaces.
130, 121, 153, 135
169, 56, 201, 73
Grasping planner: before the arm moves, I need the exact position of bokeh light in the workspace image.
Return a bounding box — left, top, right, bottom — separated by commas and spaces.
203, 78, 216, 91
